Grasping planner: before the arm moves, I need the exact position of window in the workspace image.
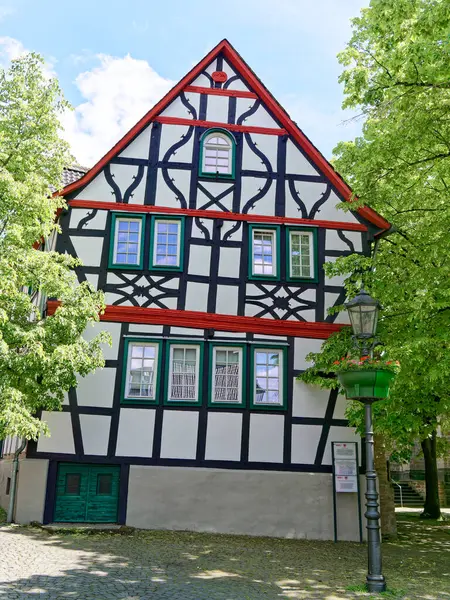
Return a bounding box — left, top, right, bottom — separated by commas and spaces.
150, 217, 184, 270
251, 347, 286, 410
167, 343, 202, 405
65, 473, 81, 495
200, 129, 235, 178
210, 346, 245, 406
249, 225, 280, 279
97, 474, 113, 495
124, 341, 160, 402
109, 213, 144, 269
288, 227, 317, 281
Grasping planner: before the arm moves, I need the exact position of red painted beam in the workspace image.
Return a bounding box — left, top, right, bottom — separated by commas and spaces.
47, 301, 346, 340
68, 199, 368, 232
154, 116, 287, 136
184, 85, 258, 99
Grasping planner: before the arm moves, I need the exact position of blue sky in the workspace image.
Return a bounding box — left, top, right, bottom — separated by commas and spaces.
0, 0, 369, 166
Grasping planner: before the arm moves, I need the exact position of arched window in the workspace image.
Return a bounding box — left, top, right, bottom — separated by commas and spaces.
200, 129, 235, 178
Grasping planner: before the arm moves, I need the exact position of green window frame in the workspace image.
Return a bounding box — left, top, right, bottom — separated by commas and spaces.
109, 212, 145, 270
208, 343, 247, 408
250, 345, 287, 411
164, 341, 204, 406
287, 226, 318, 282
121, 338, 163, 405
199, 128, 236, 179
248, 224, 281, 280
149, 215, 184, 272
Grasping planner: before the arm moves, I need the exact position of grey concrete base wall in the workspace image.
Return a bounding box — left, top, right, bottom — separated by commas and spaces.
0, 459, 14, 513
127, 466, 366, 541
15, 459, 49, 524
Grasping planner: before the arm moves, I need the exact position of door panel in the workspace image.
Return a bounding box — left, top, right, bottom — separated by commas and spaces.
54, 464, 90, 522
54, 464, 120, 523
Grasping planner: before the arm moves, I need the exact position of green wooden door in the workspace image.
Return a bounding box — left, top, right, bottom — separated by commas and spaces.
54, 464, 120, 523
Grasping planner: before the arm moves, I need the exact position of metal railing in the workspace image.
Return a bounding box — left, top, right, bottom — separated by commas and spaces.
392, 480, 403, 508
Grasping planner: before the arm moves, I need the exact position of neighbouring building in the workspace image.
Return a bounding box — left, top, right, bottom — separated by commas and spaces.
0, 40, 391, 539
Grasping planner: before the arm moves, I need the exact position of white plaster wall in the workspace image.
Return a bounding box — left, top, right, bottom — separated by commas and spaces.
159, 125, 194, 163
205, 94, 229, 124
197, 181, 234, 212
160, 411, 199, 459
156, 169, 191, 209
326, 229, 363, 253
37, 412, 75, 454
285, 140, 319, 176
248, 414, 284, 463
70, 236, 103, 267
160, 94, 200, 119
215, 285, 239, 316
324, 256, 347, 287
221, 220, 242, 242
110, 163, 147, 205
291, 424, 322, 464
334, 394, 349, 420
192, 217, 214, 239
118, 124, 152, 159
205, 412, 242, 461
116, 408, 155, 457
188, 245, 211, 276
294, 334, 323, 361
76, 368, 116, 408
241, 179, 276, 215
128, 324, 164, 334
83, 321, 122, 361
292, 382, 329, 419
15, 459, 49, 524
127, 466, 364, 541
314, 190, 359, 224
219, 247, 241, 278
80, 414, 111, 456
236, 99, 279, 129
242, 134, 277, 171
185, 282, 209, 313
69, 208, 107, 230
72, 171, 109, 202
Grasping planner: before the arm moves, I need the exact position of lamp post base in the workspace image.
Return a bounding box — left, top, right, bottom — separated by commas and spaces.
367, 575, 387, 593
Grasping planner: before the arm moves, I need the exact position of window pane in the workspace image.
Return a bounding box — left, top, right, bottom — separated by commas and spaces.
203, 134, 232, 174
213, 348, 241, 403
253, 231, 275, 276
254, 350, 282, 405
114, 219, 141, 265
127, 344, 157, 399
169, 347, 198, 401
154, 221, 180, 266
65, 474, 81, 495
290, 232, 312, 278
97, 474, 113, 495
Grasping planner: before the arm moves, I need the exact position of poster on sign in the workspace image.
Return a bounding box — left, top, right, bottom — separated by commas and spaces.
331, 441, 362, 542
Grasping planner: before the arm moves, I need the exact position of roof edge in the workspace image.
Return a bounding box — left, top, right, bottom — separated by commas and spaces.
56, 39, 390, 232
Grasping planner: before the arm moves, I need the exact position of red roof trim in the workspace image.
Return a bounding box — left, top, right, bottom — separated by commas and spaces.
185, 85, 258, 99
155, 116, 286, 136
57, 39, 390, 232
69, 199, 368, 232
46, 301, 345, 339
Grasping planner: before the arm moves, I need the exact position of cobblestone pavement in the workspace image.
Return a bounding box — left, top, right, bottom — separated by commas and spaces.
0, 520, 448, 599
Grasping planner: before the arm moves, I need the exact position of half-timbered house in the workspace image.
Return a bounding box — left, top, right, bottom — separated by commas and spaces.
0, 40, 390, 539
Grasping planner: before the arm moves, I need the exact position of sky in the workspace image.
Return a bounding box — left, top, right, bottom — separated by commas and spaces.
0, 0, 370, 167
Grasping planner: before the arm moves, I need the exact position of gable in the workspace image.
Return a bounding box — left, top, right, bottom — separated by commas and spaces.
62, 40, 389, 233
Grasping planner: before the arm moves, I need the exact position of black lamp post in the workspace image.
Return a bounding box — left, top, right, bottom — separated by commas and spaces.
345, 289, 386, 594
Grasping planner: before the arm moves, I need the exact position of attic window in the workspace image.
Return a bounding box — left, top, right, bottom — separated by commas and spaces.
200, 129, 235, 178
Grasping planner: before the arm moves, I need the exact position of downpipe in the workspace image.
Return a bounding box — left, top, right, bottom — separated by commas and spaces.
7, 439, 27, 523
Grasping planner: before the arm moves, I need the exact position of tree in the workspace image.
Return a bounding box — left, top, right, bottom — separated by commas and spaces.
304, 0, 450, 519
0, 53, 108, 441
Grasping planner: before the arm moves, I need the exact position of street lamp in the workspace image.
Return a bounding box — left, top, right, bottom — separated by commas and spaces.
345, 289, 386, 594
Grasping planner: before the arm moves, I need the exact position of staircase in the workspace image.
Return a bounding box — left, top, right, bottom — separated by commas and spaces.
393, 481, 424, 507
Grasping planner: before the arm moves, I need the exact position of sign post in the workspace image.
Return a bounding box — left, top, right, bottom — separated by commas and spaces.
332, 441, 362, 543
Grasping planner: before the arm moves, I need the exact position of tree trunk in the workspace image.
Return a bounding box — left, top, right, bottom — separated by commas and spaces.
420, 430, 441, 519
374, 433, 397, 538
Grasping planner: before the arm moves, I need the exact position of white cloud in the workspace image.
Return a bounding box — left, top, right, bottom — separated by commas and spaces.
0, 35, 26, 64
61, 54, 174, 167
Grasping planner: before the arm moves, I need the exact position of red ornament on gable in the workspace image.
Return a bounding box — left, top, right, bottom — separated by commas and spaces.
212, 71, 227, 83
